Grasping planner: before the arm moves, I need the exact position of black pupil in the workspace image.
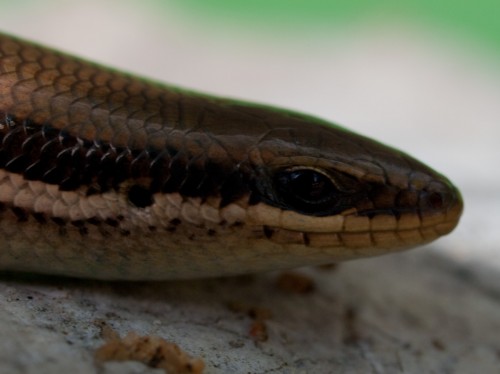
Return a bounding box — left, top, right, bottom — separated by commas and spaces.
288, 169, 331, 201
273, 169, 338, 215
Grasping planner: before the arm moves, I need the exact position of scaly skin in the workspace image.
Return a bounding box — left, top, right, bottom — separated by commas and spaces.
0, 33, 462, 279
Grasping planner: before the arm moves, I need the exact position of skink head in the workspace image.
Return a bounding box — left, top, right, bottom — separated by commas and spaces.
241, 109, 463, 259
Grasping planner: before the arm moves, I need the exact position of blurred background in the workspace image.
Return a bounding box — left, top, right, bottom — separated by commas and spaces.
0, 0, 498, 267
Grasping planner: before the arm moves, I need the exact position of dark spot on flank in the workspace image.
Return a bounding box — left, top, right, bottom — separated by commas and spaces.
263, 226, 274, 239
87, 217, 101, 226
51, 217, 66, 226
169, 218, 181, 226
127, 185, 154, 208
12, 207, 28, 222
207, 229, 216, 236
79, 226, 89, 236
98, 227, 111, 238
33, 212, 46, 224
105, 218, 119, 227
71, 220, 85, 227
120, 229, 131, 236
303, 233, 310, 246
148, 226, 157, 232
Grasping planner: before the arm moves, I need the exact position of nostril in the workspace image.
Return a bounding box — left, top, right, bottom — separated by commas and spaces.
426, 191, 444, 210
420, 182, 460, 212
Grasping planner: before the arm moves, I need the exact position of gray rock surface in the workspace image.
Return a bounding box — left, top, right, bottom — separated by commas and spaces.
1, 249, 499, 374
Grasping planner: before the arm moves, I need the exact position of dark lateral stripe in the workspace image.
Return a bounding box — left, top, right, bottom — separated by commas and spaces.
0, 113, 252, 205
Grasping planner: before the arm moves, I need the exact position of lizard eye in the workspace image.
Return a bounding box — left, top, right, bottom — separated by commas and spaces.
274, 168, 339, 214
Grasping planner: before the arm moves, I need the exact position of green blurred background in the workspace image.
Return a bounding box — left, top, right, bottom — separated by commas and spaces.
3, 0, 500, 49
166, 0, 500, 48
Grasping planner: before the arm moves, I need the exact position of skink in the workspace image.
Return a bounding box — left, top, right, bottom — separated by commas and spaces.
0, 33, 462, 279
